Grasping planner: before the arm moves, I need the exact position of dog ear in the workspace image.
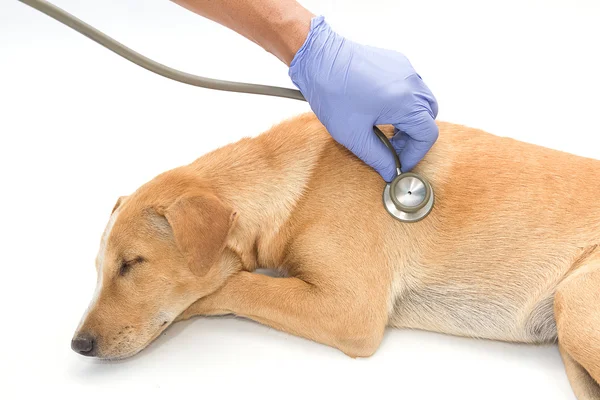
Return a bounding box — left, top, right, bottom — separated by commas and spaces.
111, 196, 128, 215
162, 193, 237, 277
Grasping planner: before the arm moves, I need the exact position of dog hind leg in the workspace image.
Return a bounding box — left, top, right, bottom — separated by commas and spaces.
555, 258, 600, 399
560, 344, 600, 400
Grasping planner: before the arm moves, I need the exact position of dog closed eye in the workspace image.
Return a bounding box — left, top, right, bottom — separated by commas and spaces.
119, 256, 145, 276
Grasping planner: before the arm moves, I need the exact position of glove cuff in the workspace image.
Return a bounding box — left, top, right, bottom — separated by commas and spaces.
288, 15, 331, 93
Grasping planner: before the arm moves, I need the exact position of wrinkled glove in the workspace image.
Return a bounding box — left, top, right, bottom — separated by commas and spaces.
289, 16, 439, 182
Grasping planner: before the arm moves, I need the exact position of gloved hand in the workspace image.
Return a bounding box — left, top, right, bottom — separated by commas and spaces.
289, 16, 439, 182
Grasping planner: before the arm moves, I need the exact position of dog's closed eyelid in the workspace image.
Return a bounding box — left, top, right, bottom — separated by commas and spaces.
118, 256, 146, 276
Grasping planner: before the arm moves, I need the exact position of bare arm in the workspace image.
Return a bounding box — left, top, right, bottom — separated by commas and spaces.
171, 0, 314, 66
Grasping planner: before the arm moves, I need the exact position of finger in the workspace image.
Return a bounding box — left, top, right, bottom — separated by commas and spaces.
406, 74, 439, 119
393, 112, 439, 172
349, 126, 400, 182
428, 93, 439, 119
390, 128, 410, 153
418, 81, 438, 119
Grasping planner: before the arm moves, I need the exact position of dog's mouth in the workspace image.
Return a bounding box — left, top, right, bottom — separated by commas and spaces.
81, 318, 174, 361
117, 320, 173, 360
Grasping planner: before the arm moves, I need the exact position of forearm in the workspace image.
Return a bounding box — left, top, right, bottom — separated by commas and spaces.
171, 0, 314, 65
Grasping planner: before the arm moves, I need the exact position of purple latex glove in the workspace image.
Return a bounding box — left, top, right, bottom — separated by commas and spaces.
289, 16, 439, 182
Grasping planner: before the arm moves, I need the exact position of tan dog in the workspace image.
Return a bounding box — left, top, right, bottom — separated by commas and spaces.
73, 113, 600, 399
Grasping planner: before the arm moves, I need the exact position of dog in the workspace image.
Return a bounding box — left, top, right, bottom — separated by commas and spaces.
72, 113, 600, 399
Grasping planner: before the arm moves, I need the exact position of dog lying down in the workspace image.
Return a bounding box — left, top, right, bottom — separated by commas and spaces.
72, 113, 600, 399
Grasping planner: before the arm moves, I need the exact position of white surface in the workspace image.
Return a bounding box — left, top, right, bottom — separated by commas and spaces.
1, 0, 599, 399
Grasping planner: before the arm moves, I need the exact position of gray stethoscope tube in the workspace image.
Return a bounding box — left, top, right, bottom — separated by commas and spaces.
18, 0, 434, 222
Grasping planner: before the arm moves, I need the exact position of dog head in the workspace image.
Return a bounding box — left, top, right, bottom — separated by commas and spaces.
71, 172, 239, 359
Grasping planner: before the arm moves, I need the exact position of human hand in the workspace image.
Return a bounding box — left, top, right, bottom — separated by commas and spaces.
289, 16, 439, 182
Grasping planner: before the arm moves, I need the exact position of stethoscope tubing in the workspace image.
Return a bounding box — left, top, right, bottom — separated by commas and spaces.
20, 0, 438, 223
17, 0, 402, 174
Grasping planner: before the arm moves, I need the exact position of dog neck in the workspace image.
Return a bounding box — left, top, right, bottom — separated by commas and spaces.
190, 114, 329, 270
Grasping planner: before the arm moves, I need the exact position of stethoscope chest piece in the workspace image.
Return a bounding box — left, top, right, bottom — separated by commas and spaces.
383, 172, 434, 222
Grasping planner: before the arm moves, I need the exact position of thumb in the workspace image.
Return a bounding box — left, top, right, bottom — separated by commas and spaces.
393, 111, 439, 172
348, 126, 399, 182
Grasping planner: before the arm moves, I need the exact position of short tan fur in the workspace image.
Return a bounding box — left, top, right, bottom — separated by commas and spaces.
75, 114, 600, 399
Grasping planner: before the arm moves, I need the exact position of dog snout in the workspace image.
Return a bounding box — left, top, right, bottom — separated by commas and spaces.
71, 333, 97, 357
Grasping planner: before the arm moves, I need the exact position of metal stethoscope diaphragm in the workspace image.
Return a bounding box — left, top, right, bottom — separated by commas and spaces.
383, 172, 435, 222
373, 127, 435, 222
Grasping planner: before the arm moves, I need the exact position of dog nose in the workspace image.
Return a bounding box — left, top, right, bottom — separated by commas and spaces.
71, 333, 96, 356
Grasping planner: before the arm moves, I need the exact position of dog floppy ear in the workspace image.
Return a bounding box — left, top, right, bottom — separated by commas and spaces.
111, 196, 128, 215
162, 193, 237, 277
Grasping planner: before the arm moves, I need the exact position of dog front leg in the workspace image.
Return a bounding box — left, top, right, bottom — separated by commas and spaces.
179, 271, 387, 358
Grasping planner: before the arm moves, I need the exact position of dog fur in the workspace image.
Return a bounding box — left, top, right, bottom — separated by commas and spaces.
74, 113, 600, 399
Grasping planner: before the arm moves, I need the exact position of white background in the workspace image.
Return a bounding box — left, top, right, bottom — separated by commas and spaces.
1, 0, 599, 399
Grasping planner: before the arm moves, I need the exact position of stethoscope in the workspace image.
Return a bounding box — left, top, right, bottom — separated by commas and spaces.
18, 0, 435, 223
374, 126, 435, 222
